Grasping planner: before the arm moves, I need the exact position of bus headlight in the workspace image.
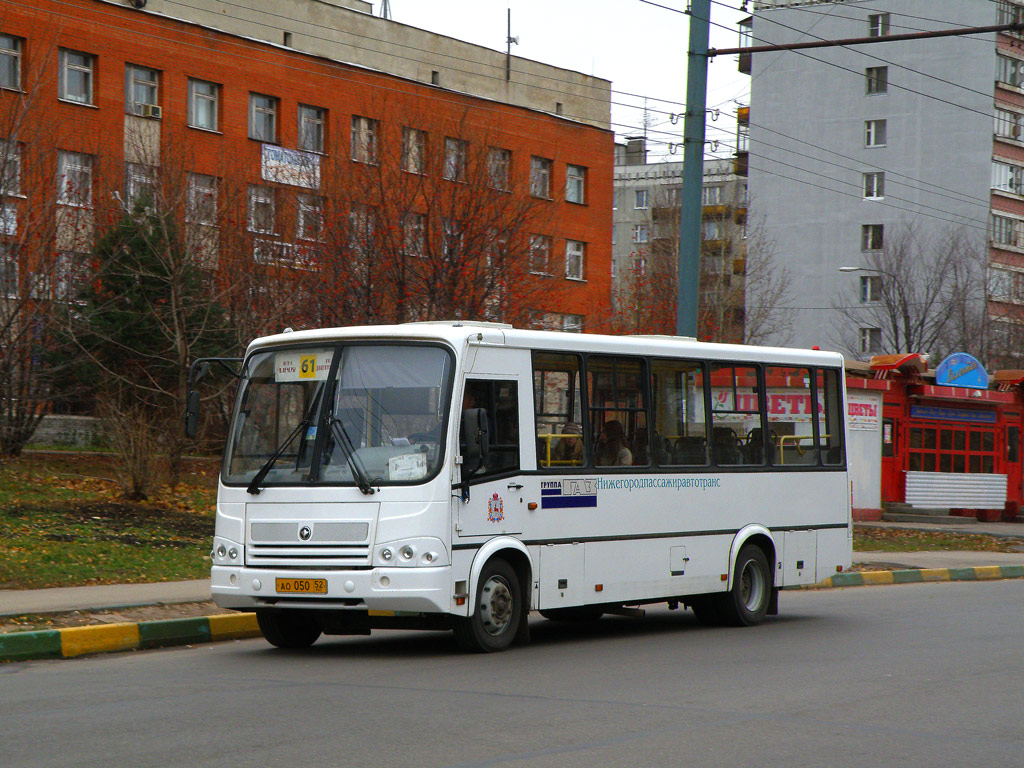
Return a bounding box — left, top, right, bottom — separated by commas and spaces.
373, 538, 448, 567
212, 537, 242, 565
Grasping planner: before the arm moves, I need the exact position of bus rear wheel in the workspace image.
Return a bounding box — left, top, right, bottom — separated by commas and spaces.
256, 609, 322, 648
718, 544, 772, 626
453, 558, 522, 653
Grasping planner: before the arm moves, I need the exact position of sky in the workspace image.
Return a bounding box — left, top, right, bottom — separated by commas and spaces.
385, 0, 750, 162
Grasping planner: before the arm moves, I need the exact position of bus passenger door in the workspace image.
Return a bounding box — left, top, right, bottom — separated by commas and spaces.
456, 376, 525, 538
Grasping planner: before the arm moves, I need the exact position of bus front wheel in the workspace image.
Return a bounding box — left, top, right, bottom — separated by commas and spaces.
453, 558, 523, 653
719, 544, 772, 626
256, 609, 322, 649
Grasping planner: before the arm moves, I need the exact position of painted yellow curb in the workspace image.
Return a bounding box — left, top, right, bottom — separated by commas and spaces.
208, 613, 259, 640
974, 565, 1004, 580
61, 623, 140, 658
920, 568, 950, 582
859, 571, 895, 586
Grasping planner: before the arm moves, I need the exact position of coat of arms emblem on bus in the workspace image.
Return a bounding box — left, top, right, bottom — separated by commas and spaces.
487, 493, 504, 523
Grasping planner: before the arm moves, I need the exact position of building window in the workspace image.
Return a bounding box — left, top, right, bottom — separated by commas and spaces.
348, 203, 376, 254
529, 235, 551, 274
298, 105, 326, 153
860, 274, 882, 303
57, 150, 92, 207
442, 218, 463, 258
868, 13, 890, 37
125, 64, 159, 117
998, 54, 1024, 88
53, 252, 88, 302
859, 327, 882, 354
989, 266, 1024, 302
296, 194, 323, 241
188, 79, 219, 131
995, 108, 1023, 141
530, 156, 552, 198
59, 49, 94, 105
443, 137, 467, 181
565, 239, 585, 280
999, 1, 1024, 25
863, 171, 885, 199
563, 314, 583, 333
993, 160, 1024, 195
736, 121, 749, 153
187, 173, 217, 225
702, 184, 723, 205
865, 119, 887, 147
632, 224, 649, 244
862, 223, 884, 250
402, 212, 426, 257
634, 188, 649, 209
0, 245, 16, 296
992, 213, 1024, 247
0, 35, 23, 91
566, 164, 586, 203
249, 93, 278, 142
124, 162, 157, 207
487, 147, 511, 191
402, 128, 426, 174
0, 139, 20, 196
351, 116, 378, 164
247, 185, 275, 234
701, 219, 723, 241
865, 66, 888, 95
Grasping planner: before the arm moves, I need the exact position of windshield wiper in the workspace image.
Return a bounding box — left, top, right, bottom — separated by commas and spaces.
327, 417, 376, 496
246, 390, 322, 495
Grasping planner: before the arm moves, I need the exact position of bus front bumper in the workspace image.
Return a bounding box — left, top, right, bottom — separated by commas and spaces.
210, 565, 453, 614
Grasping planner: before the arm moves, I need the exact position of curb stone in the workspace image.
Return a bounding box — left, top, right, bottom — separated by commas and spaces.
806, 564, 1024, 589
0, 612, 259, 663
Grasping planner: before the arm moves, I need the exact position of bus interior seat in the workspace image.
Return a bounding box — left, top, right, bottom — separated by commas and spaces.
711, 427, 741, 465
674, 435, 708, 465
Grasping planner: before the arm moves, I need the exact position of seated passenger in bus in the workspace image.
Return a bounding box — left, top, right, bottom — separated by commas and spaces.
554, 423, 583, 466
595, 420, 632, 466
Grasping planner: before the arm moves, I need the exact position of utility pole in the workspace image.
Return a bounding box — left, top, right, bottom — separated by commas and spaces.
677, 0, 710, 338
506, 10, 518, 82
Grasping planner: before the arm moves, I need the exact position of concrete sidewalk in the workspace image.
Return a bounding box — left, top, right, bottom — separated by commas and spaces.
0, 579, 212, 618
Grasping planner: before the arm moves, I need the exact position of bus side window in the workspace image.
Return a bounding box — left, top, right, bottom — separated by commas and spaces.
709, 363, 763, 467
587, 355, 647, 467
533, 352, 585, 469
651, 359, 708, 466
816, 369, 845, 466
464, 379, 519, 478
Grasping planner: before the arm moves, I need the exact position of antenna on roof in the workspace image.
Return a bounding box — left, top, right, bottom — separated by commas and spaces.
379, 0, 391, 20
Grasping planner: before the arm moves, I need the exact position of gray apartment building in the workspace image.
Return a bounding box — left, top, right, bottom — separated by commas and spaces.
613, 138, 748, 339
747, 0, 1024, 363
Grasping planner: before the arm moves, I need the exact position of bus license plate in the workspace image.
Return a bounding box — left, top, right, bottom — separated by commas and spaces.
275, 578, 327, 594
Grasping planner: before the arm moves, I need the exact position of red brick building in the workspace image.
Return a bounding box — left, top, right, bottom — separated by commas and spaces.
0, 0, 613, 333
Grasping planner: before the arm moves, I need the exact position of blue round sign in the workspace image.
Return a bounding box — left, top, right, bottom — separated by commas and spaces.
934, 353, 988, 389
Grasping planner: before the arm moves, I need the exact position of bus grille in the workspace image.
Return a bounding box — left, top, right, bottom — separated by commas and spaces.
246, 521, 372, 568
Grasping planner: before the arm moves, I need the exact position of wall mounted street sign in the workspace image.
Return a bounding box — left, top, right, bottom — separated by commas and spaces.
934, 352, 989, 389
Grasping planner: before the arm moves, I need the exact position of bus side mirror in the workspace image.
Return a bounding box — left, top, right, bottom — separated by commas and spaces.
184, 390, 201, 439
462, 407, 489, 472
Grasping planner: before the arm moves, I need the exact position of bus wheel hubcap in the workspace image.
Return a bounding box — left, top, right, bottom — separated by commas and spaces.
740, 561, 765, 612
480, 576, 513, 636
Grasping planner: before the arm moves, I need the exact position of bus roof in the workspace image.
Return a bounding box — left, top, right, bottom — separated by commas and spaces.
246, 322, 846, 368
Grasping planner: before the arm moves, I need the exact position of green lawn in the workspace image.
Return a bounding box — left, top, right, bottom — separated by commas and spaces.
0, 453, 218, 589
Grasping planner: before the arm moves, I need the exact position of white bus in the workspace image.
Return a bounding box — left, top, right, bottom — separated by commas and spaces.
190, 322, 851, 653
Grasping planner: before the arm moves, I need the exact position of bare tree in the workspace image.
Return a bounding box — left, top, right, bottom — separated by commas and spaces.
832, 220, 987, 361
300, 102, 557, 329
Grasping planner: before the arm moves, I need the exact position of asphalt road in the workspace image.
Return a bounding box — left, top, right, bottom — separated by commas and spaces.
4, 581, 1022, 768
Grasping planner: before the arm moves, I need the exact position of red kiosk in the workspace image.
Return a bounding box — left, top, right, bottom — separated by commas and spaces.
849, 353, 1023, 522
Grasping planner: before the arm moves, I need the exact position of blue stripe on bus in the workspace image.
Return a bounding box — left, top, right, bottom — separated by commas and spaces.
541, 496, 598, 509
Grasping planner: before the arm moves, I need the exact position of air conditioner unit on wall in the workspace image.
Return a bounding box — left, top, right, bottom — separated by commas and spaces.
140, 104, 161, 119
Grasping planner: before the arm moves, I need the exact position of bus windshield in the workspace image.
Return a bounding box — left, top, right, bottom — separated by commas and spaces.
223, 343, 453, 488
